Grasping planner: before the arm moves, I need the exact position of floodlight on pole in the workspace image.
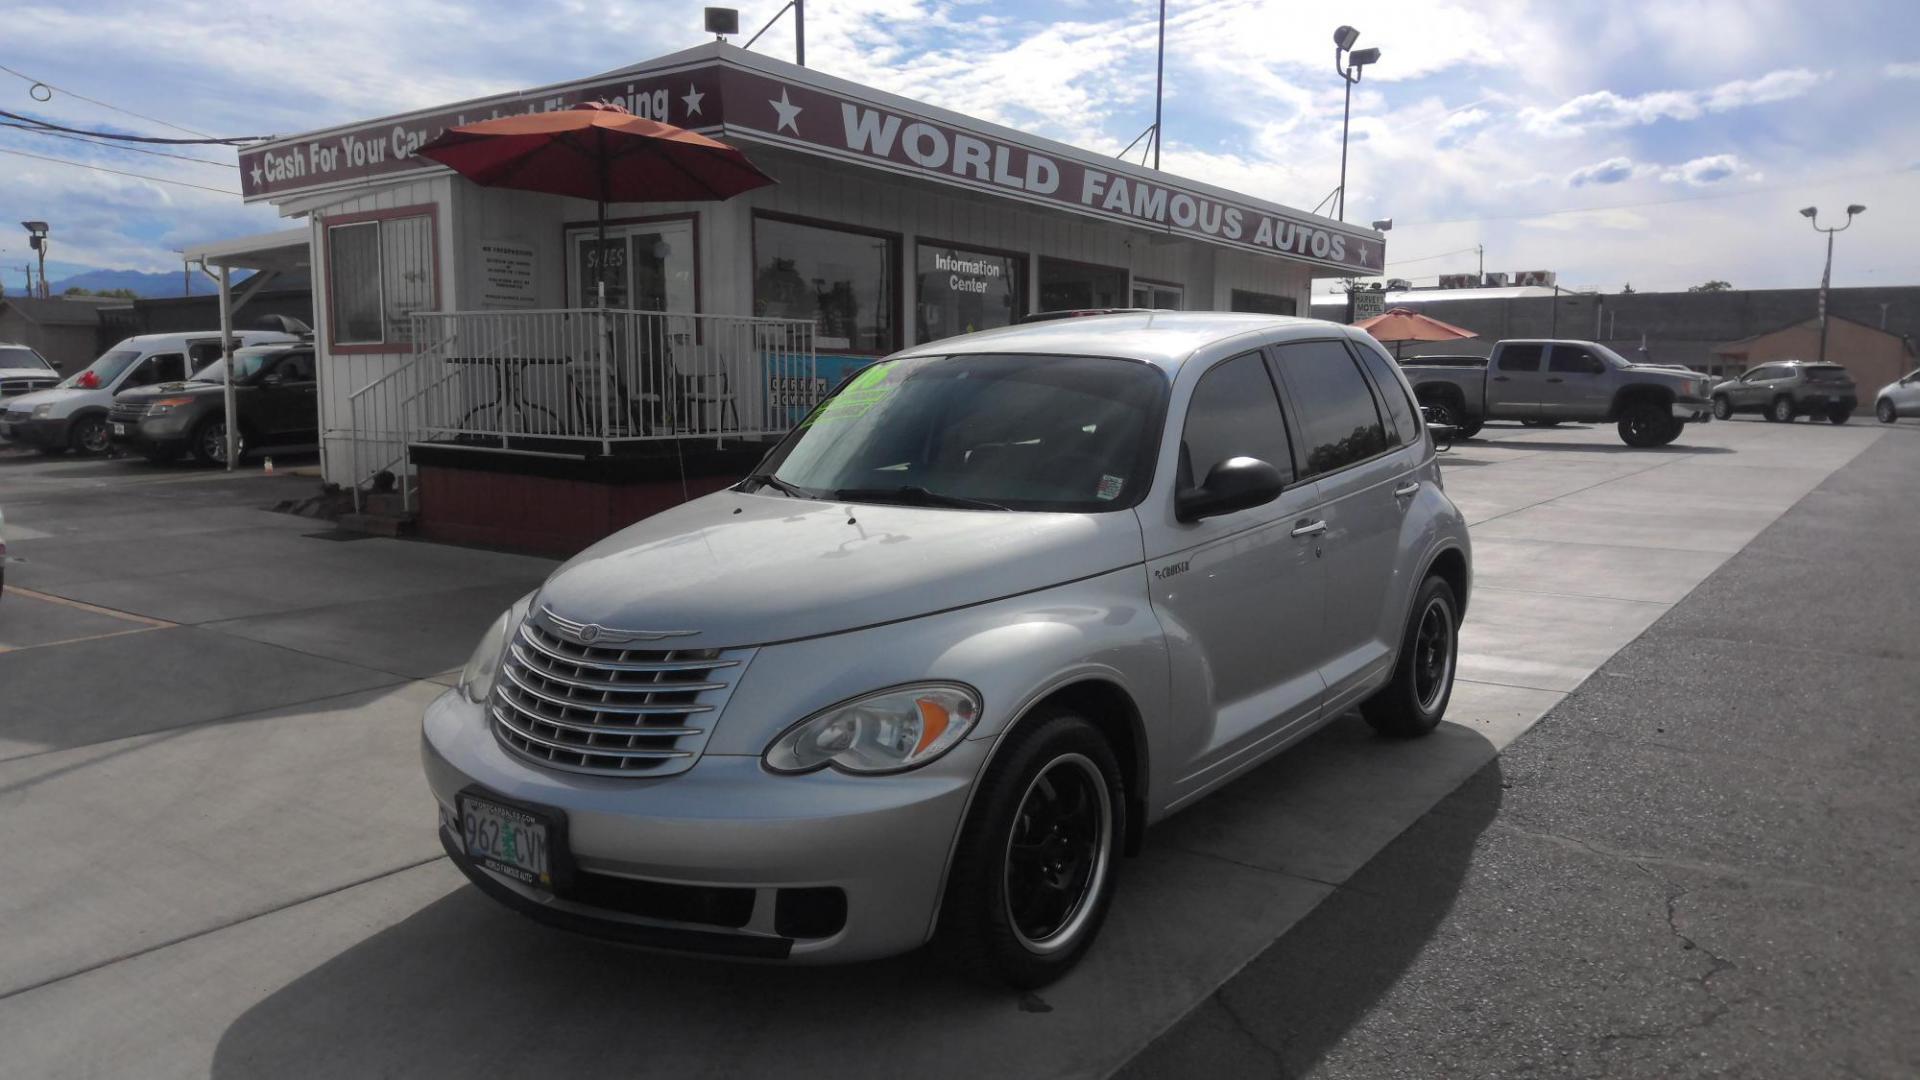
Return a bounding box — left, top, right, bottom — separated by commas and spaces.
1371, 218, 1393, 231
1332, 28, 1380, 222
1802, 204, 1866, 366
20, 221, 49, 298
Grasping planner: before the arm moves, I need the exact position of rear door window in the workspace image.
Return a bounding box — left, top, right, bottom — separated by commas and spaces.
1347, 338, 1417, 446
1274, 340, 1391, 478
1497, 344, 1544, 372
1180, 352, 1295, 490
1548, 346, 1607, 374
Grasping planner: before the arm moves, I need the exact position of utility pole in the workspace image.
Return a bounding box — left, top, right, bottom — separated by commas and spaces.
1477, 244, 1484, 285
1152, 0, 1166, 170
1332, 27, 1380, 222
794, 0, 805, 66
1800, 204, 1865, 365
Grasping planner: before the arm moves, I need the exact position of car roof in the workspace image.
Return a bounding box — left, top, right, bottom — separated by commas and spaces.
890, 311, 1351, 373
110, 330, 297, 350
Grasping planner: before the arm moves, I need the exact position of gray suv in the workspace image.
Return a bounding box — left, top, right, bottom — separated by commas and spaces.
1711, 360, 1858, 424
423, 312, 1472, 987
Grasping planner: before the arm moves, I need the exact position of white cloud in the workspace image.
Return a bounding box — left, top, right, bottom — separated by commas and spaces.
1887, 61, 1920, 79
1520, 68, 1826, 136
1659, 153, 1757, 186
1568, 157, 1646, 187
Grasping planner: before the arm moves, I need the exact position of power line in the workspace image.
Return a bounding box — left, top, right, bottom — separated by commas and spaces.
0, 120, 235, 167
1393, 167, 1911, 229
0, 61, 218, 139
1385, 245, 1480, 268
0, 146, 241, 196
0, 106, 263, 145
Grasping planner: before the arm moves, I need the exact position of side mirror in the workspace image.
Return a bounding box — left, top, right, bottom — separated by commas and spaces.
1176, 457, 1286, 522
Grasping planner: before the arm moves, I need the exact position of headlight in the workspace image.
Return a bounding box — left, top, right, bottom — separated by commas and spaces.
146, 397, 196, 416
458, 594, 534, 704
765, 683, 981, 775
31, 404, 54, 418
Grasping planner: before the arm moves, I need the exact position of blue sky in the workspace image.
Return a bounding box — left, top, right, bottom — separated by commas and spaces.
3, 0, 1917, 297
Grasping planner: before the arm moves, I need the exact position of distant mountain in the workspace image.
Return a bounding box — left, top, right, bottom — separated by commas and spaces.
44, 268, 228, 298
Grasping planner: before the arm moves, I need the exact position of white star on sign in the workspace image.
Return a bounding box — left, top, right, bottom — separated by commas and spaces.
682, 85, 704, 117
769, 88, 802, 134
249, 162, 263, 186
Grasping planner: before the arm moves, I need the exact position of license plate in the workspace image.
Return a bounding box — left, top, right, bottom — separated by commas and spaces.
458, 793, 557, 890
0, 421, 12, 437
112, 422, 127, 435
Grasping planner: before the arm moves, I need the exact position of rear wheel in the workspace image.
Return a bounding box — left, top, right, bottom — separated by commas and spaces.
1712, 395, 1733, 420
69, 415, 111, 455
1827, 407, 1851, 425
939, 710, 1124, 989
190, 418, 245, 466
1618, 402, 1673, 447
1879, 399, 1899, 424
1770, 396, 1796, 423
1362, 575, 1460, 737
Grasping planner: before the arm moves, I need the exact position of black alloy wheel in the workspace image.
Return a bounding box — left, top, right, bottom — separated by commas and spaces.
70, 416, 111, 455
1004, 753, 1112, 954
1362, 574, 1460, 737
1618, 402, 1671, 447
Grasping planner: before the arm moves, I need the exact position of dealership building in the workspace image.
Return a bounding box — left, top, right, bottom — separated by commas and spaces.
206, 42, 1384, 551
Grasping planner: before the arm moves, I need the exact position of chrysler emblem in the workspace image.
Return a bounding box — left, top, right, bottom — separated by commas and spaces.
538, 605, 699, 645
576, 624, 603, 644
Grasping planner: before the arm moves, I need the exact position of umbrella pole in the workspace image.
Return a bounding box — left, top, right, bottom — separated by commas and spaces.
595, 150, 613, 454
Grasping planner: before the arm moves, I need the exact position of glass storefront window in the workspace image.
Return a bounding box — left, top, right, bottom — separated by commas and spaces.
1230, 289, 1297, 316
754, 216, 898, 353
1132, 280, 1183, 310
1038, 257, 1128, 313
568, 219, 695, 312
916, 243, 1024, 342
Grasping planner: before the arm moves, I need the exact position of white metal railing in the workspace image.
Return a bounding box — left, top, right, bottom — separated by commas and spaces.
342, 308, 818, 513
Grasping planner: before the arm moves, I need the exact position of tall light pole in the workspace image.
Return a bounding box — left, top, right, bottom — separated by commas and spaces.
1800, 204, 1865, 365
1332, 26, 1380, 222
21, 222, 49, 298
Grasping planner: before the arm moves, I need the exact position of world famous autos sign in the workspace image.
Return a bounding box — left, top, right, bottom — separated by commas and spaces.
238, 50, 1382, 276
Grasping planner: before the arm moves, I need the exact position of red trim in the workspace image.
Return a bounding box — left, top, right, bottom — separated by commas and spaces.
751, 210, 903, 355
559, 212, 702, 320
322, 203, 441, 355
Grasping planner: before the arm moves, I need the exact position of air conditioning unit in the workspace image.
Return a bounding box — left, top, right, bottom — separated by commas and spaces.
1513, 270, 1558, 287
1384, 278, 1413, 291
1437, 273, 1477, 290
1481, 272, 1510, 287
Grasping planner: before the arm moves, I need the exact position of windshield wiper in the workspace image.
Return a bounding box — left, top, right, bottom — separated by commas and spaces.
742, 472, 813, 499
832, 485, 1010, 511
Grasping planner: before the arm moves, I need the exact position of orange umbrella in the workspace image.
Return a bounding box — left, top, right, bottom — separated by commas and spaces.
1355, 306, 1478, 357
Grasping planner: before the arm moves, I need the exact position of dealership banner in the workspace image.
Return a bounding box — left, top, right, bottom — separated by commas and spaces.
240, 51, 1382, 275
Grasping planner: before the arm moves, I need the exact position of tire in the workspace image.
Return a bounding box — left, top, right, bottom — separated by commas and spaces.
1770, 396, 1796, 423
938, 710, 1125, 989
1827, 408, 1851, 425
1879, 399, 1898, 424
1455, 417, 1484, 440
69, 415, 111, 455
1712, 395, 1733, 421
1362, 575, 1461, 737
190, 417, 245, 466
1618, 401, 1672, 447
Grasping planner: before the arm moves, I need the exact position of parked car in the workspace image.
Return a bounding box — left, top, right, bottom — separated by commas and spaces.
423, 312, 1472, 987
1873, 368, 1919, 424
0, 330, 299, 456
1400, 339, 1714, 447
110, 343, 318, 465
1, 343, 62, 412
1711, 360, 1857, 424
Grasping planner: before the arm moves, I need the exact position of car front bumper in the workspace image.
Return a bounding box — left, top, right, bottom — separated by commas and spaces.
421, 688, 988, 963
1672, 397, 1713, 423
108, 413, 196, 451
0, 414, 69, 448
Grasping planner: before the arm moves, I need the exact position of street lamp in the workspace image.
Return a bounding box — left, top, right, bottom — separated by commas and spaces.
1333, 26, 1381, 222
20, 221, 49, 299
1801, 204, 1865, 365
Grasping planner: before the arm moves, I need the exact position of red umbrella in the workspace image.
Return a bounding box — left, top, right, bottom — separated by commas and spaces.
417, 102, 776, 300
1355, 306, 1479, 358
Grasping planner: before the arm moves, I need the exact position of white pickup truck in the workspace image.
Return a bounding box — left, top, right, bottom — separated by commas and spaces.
1400, 339, 1714, 447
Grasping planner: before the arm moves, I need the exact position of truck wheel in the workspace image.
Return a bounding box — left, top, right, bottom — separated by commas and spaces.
1770, 396, 1796, 423
1879, 399, 1898, 424
1362, 575, 1459, 737
1455, 417, 1484, 440
69, 416, 111, 455
939, 709, 1124, 989
1827, 408, 1851, 425
191, 418, 245, 466
1654, 416, 1685, 445
1618, 402, 1672, 447
1712, 395, 1732, 420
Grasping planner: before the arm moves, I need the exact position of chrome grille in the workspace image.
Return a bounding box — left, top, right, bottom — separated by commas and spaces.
109, 401, 152, 424
1, 377, 56, 398
489, 615, 749, 777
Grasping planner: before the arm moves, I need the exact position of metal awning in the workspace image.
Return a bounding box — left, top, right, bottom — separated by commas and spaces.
181, 227, 313, 470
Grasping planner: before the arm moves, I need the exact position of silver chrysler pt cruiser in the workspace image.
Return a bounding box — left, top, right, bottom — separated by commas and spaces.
423, 312, 1472, 987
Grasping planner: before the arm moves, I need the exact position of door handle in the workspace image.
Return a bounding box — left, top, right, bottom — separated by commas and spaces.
1394, 481, 1420, 498
1492, 375, 1510, 382
1291, 520, 1327, 537
1546, 377, 1563, 383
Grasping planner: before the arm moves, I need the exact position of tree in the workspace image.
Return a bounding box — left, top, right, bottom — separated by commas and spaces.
1621, 283, 1636, 294
62, 286, 139, 299
1688, 280, 1733, 293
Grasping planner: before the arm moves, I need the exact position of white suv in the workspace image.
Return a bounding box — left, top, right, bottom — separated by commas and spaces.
0, 343, 61, 411
0, 330, 297, 455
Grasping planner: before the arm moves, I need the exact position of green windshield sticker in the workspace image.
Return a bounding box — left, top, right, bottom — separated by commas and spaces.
800, 362, 899, 428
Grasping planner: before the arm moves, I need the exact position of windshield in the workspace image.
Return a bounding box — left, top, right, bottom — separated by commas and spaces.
756, 353, 1168, 512
58, 349, 141, 389
1591, 344, 1633, 367
0, 346, 52, 371
190, 349, 276, 384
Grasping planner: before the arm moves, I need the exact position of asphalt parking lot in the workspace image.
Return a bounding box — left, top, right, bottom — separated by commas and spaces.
0, 416, 1910, 1078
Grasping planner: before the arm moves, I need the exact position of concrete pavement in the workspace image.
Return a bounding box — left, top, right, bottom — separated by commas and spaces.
0, 417, 1896, 1077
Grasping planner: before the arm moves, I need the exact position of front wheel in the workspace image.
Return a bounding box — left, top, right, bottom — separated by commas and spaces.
1618, 402, 1674, 447
939, 711, 1124, 989
1712, 395, 1733, 420
190, 418, 245, 466
1362, 575, 1460, 737
1879, 399, 1899, 424
69, 415, 111, 455
1770, 396, 1796, 423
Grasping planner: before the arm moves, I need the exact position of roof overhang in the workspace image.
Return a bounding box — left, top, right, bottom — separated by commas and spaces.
237, 43, 1384, 278
184, 227, 310, 273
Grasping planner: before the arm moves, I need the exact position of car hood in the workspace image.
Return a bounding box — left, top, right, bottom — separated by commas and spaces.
0, 367, 58, 381
534, 489, 1147, 647
1, 387, 100, 412
118, 381, 224, 401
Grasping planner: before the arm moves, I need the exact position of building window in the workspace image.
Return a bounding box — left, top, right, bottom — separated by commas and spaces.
1132, 280, 1184, 310
1230, 289, 1297, 316
568, 218, 696, 312
915, 242, 1024, 342
753, 215, 898, 353
326, 211, 435, 348
1038, 257, 1127, 313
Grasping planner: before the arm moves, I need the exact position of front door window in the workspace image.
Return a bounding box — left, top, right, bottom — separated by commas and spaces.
570, 221, 695, 312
